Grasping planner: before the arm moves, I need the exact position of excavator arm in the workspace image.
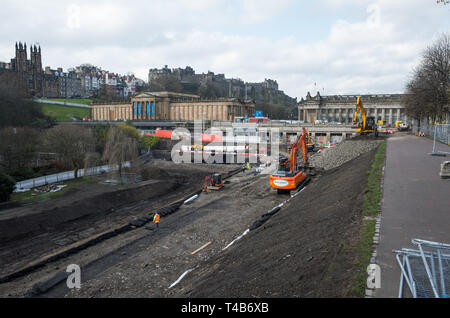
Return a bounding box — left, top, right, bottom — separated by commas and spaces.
352, 96, 367, 130
289, 128, 308, 172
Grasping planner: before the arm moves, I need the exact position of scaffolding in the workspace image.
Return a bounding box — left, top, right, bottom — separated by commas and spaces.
394, 239, 450, 298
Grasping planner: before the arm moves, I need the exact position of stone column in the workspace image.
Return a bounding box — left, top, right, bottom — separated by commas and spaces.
397, 108, 401, 122
222, 105, 227, 121
389, 109, 393, 125
214, 105, 218, 120
382, 108, 386, 122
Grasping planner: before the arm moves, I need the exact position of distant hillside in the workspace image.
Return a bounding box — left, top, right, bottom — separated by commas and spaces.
142, 65, 298, 119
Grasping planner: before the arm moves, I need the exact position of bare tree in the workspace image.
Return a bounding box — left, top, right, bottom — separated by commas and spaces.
42, 125, 97, 178
0, 127, 41, 174
102, 125, 139, 180
404, 33, 450, 123
0, 72, 49, 128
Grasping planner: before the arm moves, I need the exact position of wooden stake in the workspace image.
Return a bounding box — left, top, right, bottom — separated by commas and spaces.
191, 241, 212, 255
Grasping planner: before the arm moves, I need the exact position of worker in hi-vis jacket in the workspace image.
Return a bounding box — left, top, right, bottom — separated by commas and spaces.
153, 212, 160, 228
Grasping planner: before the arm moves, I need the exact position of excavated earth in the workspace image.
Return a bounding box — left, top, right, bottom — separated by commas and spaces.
0, 138, 383, 298
167, 148, 379, 297
0, 162, 235, 285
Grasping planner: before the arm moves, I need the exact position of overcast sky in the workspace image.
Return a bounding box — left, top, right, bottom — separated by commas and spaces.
0, 0, 449, 99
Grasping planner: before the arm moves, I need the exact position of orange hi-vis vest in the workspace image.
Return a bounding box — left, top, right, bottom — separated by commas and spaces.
153, 214, 160, 223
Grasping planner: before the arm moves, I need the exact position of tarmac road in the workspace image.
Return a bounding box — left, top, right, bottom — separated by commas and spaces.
375, 134, 450, 298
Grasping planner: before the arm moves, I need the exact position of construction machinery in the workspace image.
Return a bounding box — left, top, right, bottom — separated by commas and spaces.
378, 120, 387, 127
203, 173, 224, 192
270, 127, 315, 194
351, 96, 378, 137
395, 121, 409, 131
306, 128, 316, 152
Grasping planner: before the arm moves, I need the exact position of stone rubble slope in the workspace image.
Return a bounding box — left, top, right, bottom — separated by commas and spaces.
309, 139, 382, 171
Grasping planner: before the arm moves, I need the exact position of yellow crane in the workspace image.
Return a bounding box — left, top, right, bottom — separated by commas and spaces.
351, 96, 378, 137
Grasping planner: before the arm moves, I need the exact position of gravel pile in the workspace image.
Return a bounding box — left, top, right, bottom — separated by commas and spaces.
308, 139, 381, 171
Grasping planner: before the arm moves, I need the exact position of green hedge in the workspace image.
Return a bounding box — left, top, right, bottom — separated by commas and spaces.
0, 173, 16, 203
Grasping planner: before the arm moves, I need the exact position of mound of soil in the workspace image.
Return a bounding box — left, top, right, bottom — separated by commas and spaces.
169, 148, 378, 297
141, 166, 170, 181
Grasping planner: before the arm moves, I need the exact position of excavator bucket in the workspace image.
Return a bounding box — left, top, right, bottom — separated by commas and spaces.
351, 121, 360, 129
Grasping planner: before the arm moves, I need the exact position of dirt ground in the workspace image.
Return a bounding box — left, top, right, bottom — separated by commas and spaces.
169, 149, 377, 297
0, 161, 235, 287
0, 139, 379, 298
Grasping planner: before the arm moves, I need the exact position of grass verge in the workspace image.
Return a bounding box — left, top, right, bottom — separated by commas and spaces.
40, 103, 91, 121
11, 177, 96, 205
351, 141, 386, 296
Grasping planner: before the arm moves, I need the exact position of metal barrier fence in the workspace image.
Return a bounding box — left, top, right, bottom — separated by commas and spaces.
412, 123, 450, 155
413, 123, 450, 145
394, 239, 450, 298
14, 163, 130, 192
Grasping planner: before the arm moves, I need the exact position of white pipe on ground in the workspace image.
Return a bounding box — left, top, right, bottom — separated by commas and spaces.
169, 268, 195, 289
184, 194, 199, 205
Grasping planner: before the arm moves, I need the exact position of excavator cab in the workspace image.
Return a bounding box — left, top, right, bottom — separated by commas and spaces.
274, 156, 293, 177
211, 173, 223, 187
365, 116, 376, 131
203, 173, 224, 192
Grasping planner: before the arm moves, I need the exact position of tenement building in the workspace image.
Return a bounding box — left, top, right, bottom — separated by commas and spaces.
298, 92, 410, 125
90, 92, 255, 121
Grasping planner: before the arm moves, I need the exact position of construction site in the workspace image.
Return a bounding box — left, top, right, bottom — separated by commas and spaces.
1, 89, 449, 301
0, 141, 380, 298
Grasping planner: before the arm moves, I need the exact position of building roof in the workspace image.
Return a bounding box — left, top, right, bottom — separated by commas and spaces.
134, 91, 201, 99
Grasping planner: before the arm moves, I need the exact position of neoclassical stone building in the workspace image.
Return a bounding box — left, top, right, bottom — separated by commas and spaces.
298, 92, 410, 125
90, 91, 255, 121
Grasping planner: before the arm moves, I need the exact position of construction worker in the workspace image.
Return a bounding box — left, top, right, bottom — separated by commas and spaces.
153, 211, 160, 228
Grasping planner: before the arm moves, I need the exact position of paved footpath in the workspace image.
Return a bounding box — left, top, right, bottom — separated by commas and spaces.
375, 134, 450, 298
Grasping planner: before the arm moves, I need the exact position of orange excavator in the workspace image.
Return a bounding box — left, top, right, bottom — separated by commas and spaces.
270, 127, 315, 194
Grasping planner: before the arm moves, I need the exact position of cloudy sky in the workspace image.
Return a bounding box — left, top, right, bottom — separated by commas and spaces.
0, 0, 449, 99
